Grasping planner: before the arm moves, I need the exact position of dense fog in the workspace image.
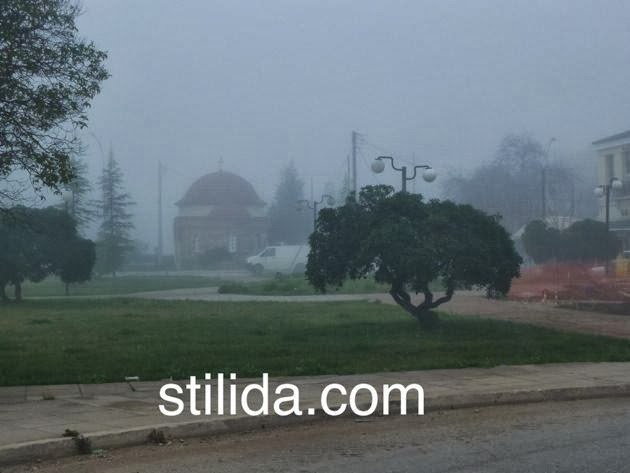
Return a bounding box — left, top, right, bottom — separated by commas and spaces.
55, 0, 630, 253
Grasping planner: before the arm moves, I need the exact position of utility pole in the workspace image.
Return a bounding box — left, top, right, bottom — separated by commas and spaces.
298, 194, 335, 231
344, 154, 351, 200
352, 131, 358, 200
157, 161, 164, 267
412, 153, 417, 194
595, 178, 622, 275
347, 154, 350, 180
541, 167, 546, 219
542, 137, 556, 220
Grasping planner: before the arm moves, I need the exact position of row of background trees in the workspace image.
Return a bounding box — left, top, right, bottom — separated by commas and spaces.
2, 146, 338, 295
443, 134, 597, 234
440, 133, 616, 265
1, 130, 606, 296
0, 151, 135, 300
0, 0, 134, 299
269, 133, 600, 248
59, 151, 135, 276
43, 132, 597, 272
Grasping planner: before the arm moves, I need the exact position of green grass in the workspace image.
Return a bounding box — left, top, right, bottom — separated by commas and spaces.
217, 275, 393, 295
217, 275, 446, 295
2, 299, 630, 386
17, 275, 221, 298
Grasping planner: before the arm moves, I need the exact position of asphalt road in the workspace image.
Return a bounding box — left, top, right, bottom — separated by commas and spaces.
8, 398, 630, 473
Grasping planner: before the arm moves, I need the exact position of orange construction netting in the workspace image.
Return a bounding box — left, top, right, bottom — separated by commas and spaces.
509, 262, 630, 302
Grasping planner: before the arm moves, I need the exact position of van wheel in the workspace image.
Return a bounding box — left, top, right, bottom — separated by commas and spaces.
253, 264, 264, 275
292, 263, 306, 275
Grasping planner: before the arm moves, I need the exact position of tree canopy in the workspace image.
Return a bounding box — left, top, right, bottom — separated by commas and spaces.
522, 219, 621, 264
306, 185, 522, 328
0, 205, 95, 301
58, 236, 95, 295
0, 0, 108, 206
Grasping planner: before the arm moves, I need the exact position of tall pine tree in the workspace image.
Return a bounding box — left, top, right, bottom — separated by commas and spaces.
95, 150, 134, 276
268, 162, 311, 244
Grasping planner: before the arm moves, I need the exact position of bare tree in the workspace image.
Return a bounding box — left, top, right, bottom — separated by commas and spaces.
443, 133, 595, 233
57, 157, 96, 233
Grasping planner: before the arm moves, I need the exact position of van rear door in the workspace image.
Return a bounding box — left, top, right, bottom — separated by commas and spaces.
258, 247, 276, 271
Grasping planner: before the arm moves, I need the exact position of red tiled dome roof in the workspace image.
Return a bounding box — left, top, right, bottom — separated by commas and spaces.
176, 171, 264, 207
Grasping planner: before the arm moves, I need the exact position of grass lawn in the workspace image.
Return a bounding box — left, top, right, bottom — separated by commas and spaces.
2, 299, 630, 386
17, 275, 222, 298
218, 276, 394, 295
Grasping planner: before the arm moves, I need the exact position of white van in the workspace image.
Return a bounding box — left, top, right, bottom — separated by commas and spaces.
246, 245, 309, 275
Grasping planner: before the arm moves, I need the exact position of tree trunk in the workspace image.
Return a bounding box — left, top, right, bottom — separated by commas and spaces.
389, 283, 455, 330
411, 308, 440, 330
65, 282, 70, 296
0, 284, 7, 302
14, 282, 22, 302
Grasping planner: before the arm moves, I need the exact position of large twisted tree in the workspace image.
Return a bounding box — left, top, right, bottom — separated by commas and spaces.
306, 186, 522, 329
0, 0, 108, 206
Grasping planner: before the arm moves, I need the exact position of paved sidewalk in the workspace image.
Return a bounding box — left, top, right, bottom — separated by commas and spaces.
1, 363, 630, 465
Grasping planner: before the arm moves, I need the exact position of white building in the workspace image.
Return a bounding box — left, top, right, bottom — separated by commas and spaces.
592, 130, 630, 256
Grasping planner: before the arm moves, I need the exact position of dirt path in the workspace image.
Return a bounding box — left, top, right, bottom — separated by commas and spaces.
437, 292, 630, 339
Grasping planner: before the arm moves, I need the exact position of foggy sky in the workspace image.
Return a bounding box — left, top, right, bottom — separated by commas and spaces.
74, 0, 630, 253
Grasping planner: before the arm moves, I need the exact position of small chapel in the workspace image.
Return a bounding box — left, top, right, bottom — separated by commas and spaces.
173, 168, 268, 269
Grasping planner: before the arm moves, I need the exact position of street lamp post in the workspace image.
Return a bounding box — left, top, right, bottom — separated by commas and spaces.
298, 194, 335, 229
594, 177, 623, 231
595, 177, 623, 275
371, 156, 437, 193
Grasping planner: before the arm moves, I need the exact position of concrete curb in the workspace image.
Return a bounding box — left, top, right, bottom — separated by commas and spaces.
424, 383, 630, 411
2, 383, 630, 466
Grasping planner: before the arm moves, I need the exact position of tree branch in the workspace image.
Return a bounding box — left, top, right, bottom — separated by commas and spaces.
429, 282, 455, 309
